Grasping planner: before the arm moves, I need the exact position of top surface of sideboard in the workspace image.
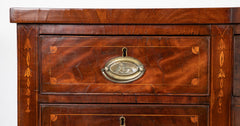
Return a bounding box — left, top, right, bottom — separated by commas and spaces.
9, 8, 240, 24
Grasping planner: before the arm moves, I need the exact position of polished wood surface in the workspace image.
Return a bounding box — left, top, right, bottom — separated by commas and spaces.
233, 105, 240, 126
232, 8, 240, 23
234, 36, 240, 96
40, 36, 209, 95
234, 25, 240, 34
17, 24, 39, 126
39, 95, 209, 104
210, 25, 233, 126
10, 8, 240, 126
10, 8, 231, 24
41, 104, 208, 126
40, 25, 211, 35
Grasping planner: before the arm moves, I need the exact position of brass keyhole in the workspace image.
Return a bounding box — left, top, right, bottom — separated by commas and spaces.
120, 116, 126, 126
122, 47, 127, 57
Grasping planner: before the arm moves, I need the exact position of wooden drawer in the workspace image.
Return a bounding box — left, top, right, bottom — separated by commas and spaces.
40, 36, 209, 95
41, 104, 208, 126
233, 105, 240, 126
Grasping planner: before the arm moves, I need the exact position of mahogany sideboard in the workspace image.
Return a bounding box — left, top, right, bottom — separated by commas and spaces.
10, 8, 240, 126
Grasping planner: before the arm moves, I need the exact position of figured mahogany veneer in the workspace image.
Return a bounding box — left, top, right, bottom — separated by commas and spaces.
39, 25, 211, 35
40, 36, 209, 95
41, 104, 208, 126
10, 8, 240, 126
10, 8, 231, 24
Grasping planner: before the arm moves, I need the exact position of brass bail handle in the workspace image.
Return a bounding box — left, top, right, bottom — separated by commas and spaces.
101, 47, 145, 83
122, 47, 127, 57
120, 116, 126, 126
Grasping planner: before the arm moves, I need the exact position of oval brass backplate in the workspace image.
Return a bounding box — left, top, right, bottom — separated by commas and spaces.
101, 48, 145, 83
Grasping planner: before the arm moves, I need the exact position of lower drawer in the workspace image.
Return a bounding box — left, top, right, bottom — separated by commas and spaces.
41, 104, 208, 126
233, 105, 240, 126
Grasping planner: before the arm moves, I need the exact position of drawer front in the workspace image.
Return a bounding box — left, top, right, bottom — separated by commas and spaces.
40, 36, 209, 95
233, 105, 240, 126
41, 104, 208, 126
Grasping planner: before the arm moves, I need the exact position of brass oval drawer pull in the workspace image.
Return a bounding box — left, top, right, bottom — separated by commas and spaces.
101, 47, 145, 83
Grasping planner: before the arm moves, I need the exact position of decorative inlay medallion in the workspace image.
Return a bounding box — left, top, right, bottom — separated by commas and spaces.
192, 46, 199, 54
50, 77, 57, 84
191, 78, 199, 86
190, 116, 198, 123
50, 114, 58, 122
50, 46, 57, 54
219, 51, 224, 67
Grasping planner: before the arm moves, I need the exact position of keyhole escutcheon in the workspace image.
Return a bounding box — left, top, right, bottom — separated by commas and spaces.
122, 47, 127, 57
120, 116, 126, 126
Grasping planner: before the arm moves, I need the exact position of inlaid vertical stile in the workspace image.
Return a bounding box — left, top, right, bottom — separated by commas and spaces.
210, 25, 233, 126
24, 37, 32, 112
18, 24, 39, 126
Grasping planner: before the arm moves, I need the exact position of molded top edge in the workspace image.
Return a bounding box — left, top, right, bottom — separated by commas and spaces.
10, 7, 240, 24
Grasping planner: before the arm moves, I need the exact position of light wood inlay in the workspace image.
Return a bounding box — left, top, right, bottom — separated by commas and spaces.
23, 27, 33, 113
192, 46, 199, 55
190, 116, 199, 124
50, 114, 58, 122
50, 46, 57, 54
210, 25, 232, 126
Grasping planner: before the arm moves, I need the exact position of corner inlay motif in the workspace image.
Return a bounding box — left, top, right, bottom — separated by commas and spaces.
50, 114, 58, 122
190, 116, 198, 124
50, 46, 57, 53
192, 46, 199, 54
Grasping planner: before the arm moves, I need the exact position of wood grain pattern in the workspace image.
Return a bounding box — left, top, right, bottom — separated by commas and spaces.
232, 105, 240, 126
18, 24, 39, 126
10, 8, 240, 126
40, 36, 209, 95
234, 36, 240, 96
231, 8, 240, 23
41, 104, 208, 126
233, 25, 240, 35
39, 94, 209, 104
232, 26, 240, 126
10, 8, 231, 24
210, 25, 233, 126
39, 25, 211, 35
232, 97, 240, 105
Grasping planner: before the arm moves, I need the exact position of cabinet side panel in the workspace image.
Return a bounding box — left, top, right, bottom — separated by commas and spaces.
17, 24, 39, 126
210, 25, 233, 126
